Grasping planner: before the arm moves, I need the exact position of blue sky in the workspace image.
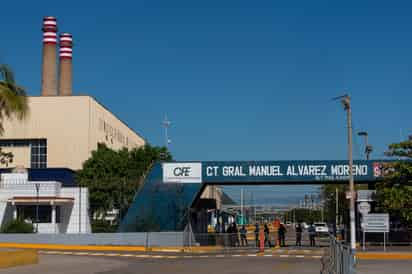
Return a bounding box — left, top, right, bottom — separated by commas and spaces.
1, 0, 411, 163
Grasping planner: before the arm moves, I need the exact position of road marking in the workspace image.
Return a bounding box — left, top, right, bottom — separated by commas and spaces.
135, 254, 150, 258
74, 252, 89, 256
38, 250, 325, 260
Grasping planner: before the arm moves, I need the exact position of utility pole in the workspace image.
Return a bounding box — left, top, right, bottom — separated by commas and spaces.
336, 187, 339, 226
335, 94, 356, 251
240, 188, 244, 225
162, 114, 171, 150
35, 183, 40, 233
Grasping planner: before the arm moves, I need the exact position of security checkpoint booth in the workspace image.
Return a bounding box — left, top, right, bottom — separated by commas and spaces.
119, 160, 389, 234
0, 171, 91, 233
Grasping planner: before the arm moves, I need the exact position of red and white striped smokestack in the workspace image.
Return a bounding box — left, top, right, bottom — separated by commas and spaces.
41, 16, 58, 96
58, 33, 73, 96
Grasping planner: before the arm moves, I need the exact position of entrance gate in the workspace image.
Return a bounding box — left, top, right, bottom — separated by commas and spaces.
119, 160, 388, 234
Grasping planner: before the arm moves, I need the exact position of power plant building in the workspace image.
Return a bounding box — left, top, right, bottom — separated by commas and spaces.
0, 96, 145, 170
0, 16, 145, 233
0, 17, 145, 171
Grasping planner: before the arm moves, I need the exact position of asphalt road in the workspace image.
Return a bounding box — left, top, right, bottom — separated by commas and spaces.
2, 254, 322, 274
357, 260, 412, 274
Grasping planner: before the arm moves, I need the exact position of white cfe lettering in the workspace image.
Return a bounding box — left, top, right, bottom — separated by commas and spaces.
331, 165, 368, 176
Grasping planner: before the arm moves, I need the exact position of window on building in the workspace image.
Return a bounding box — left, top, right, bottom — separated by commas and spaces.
16, 205, 60, 223
0, 139, 47, 168
31, 139, 47, 168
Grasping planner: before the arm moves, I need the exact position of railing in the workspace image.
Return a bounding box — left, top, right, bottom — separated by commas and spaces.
321, 235, 356, 274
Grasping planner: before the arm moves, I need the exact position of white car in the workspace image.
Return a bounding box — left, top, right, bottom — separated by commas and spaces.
301, 222, 309, 230
314, 223, 329, 234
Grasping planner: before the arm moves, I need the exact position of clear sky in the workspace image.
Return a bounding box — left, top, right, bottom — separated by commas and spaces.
1, 0, 411, 162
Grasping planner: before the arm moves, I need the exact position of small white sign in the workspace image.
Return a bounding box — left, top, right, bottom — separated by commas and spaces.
358, 202, 371, 215
362, 213, 389, 233
163, 163, 202, 183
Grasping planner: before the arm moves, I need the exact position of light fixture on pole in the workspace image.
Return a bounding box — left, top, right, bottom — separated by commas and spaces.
334, 94, 356, 251
358, 131, 373, 160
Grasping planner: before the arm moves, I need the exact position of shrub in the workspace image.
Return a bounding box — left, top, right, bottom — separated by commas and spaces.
91, 220, 117, 233
0, 219, 34, 233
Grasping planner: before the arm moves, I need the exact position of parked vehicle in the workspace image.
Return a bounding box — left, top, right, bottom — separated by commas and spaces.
285, 221, 292, 227
314, 222, 329, 234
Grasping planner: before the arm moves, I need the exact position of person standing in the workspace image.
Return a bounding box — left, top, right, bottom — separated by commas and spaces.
295, 223, 303, 246
308, 223, 316, 247
226, 223, 234, 247
278, 223, 286, 247
254, 222, 260, 247
240, 225, 248, 247
264, 223, 272, 248
232, 222, 240, 247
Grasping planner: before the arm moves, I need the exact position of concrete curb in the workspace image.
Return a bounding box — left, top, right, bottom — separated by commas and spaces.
0, 243, 223, 253
0, 250, 38, 269
357, 252, 412, 260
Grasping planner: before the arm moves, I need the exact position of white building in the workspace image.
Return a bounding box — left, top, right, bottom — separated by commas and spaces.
0, 171, 90, 233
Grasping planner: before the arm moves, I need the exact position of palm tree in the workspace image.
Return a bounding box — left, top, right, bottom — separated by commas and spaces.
0, 64, 28, 166
0, 64, 28, 134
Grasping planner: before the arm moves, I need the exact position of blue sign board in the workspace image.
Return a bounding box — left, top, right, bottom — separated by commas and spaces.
162, 160, 387, 184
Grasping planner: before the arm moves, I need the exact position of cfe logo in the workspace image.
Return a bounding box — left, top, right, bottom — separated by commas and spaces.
173, 166, 192, 177
163, 163, 202, 183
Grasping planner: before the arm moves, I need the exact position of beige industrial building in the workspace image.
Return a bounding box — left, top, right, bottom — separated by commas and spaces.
0, 17, 145, 170
0, 96, 145, 170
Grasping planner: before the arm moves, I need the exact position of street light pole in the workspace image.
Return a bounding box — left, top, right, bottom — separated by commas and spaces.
337, 94, 356, 251
358, 131, 372, 160
35, 183, 40, 233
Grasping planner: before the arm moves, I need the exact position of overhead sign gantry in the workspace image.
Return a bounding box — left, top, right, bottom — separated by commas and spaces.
119, 160, 388, 232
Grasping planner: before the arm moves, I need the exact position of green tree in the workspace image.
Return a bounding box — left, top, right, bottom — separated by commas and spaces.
76, 143, 172, 230
0, 64, 28, 166
375, 136, 412, 224
1, 219, 34, 233
320, 184, 349, 225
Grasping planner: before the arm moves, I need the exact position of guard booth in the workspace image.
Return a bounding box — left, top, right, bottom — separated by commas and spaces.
119, 160, 388, 235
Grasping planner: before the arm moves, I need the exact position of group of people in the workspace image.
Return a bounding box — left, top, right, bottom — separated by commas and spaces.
254, 223, 286, 248
218, 221, 320, 248
225, 222, 249, 247
255, 222, 319, 248
295, 223, 317, 247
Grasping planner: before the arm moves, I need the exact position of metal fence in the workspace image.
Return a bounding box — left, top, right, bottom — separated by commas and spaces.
321, 235, 356, 274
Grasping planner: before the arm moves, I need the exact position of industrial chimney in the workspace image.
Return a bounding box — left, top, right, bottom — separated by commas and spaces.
41, 16, 58, 96
58, 33, 73, 96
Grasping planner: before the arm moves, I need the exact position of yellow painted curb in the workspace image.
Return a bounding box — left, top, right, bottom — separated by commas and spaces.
357, 252, 412, 260
0, 250, 38, 269
0, 243, 223, 253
